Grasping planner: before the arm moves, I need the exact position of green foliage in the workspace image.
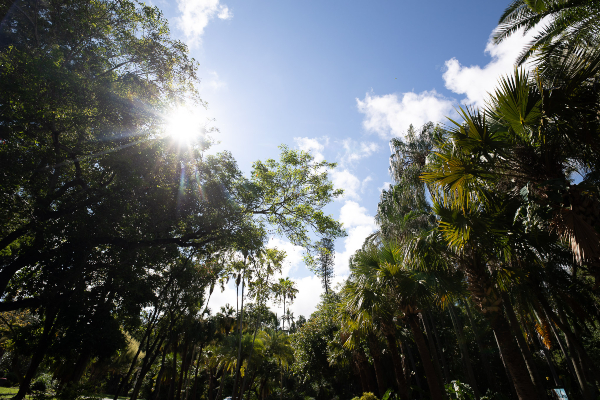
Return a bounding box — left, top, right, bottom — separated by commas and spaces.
445, 380, 475, 400
351, 392, 379, 400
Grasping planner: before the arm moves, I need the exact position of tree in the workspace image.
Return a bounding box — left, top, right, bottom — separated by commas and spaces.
274, 278, 298, 332
316, 238, 335, 294
494, 0, 600, 64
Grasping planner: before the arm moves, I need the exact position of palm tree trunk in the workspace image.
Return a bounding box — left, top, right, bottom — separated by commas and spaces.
368, 333, 387, 397
176, 340, 189, 400
493, 331, 519, 400
448, 305, 480, 399
487, 308, 539, 400
216, 366, 227, 400
466, 261, 538, 400
407, 314, 444, 400
189, 348, 202, 400
547, 314, 587, 398
463, 300, 496, 392
502, 294, 547, 400
420, 313, 446, 387
383, 330, 411, 400
150, 346, 168, 400
208, 367, 216, 400
168, 340, 179, 400
555, 306, 598, 398
538, 298, 590, 399
354, 354, 369, 393
527, 322, 560, 387
232, 272, 246, 400
427, 312, 451, 384
357, 349, 377, 394
404, 342, 423, 399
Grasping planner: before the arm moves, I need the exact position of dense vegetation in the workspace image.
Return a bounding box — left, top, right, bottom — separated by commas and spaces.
2, 0, 600, 400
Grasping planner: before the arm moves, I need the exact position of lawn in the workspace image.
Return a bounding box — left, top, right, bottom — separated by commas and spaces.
0, 387, 18, 396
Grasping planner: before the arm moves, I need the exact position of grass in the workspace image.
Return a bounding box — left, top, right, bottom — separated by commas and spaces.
0, 387, 136, 400
0, 387, 18, 396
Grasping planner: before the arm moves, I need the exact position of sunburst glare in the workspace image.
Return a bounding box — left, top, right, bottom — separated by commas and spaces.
165, 106, 203, 144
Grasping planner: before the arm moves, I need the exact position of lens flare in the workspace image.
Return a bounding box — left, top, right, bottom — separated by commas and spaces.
165, 106, 202, 144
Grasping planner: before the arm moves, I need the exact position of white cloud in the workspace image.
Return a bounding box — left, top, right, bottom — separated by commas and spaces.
331, 169, 361, 200
294, 136, 328, 163
334, 201, 377, 276
361, 176, 373, 193
340, 139, 380, 165
442, 26, 544, 108
176, 0, 232, 47
268, 237, 304, 277
379, 181, 391, 192
357, 90, 455, 139
203, 71, 227, 91
288, 275, 324, 318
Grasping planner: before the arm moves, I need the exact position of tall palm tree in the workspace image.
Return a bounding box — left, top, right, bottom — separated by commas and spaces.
494, 0, 600, 65
422, 67, 600, 282
343, 244, 450, 400
261, 328, 294, 400
274, 278, 298, 332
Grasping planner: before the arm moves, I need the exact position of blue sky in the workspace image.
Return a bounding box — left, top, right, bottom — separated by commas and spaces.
155, 0, 539, 319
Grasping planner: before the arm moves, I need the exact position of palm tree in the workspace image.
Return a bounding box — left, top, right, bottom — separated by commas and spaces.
422, 66, 600, 282
274, 278, 298, 332
342, 244, 450, 400
261, 329, 294, 400
494, 0, 600, 65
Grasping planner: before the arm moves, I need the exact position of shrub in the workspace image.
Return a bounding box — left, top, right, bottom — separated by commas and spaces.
351, 393, 379, 400
31, 380, 47, 392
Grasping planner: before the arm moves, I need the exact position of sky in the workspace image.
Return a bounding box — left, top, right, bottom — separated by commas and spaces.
153, 0, 540, 322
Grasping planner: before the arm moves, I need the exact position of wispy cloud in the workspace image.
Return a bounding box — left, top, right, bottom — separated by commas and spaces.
294, 136, 329, 163
203, 71, 227, 91
176, 0, 232, 47
356, 90, 455, 140
340, 139, 380, 166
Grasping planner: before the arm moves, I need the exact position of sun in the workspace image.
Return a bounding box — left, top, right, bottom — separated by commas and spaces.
165, 106, 202, 144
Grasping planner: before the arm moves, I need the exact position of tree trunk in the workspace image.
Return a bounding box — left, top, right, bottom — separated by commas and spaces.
368, 333, 387, 397
465, 260, 538, 400
404, 342, 423, 398
463, 300, 496, 392
538, 299, 590, 399
428, 312, 451, 384
502, 294, 547, 400
167, 341, 178, 400
241, 309, 263, 397
407, 314, 444, 400
355, 357, 369, 393
232, 272, 246, 400
555, 306, 598, 399
150, 346, 169, 400
131, 335, 168, 400
527, 322, 560, 387
14, 306, 58, 400
383, 330, 410, 400
176, 339, 190, 400
189, 346, 202, 400
216, 366, 226, 400
487, 309, 539, 400
208, 367, 216, 400
357, 349, 377, 394
449, 305, 480, 399
493, 331, 519, 400
420, 313, 446, 387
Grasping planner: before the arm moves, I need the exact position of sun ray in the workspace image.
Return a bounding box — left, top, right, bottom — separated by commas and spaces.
165, 106, 203, 144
